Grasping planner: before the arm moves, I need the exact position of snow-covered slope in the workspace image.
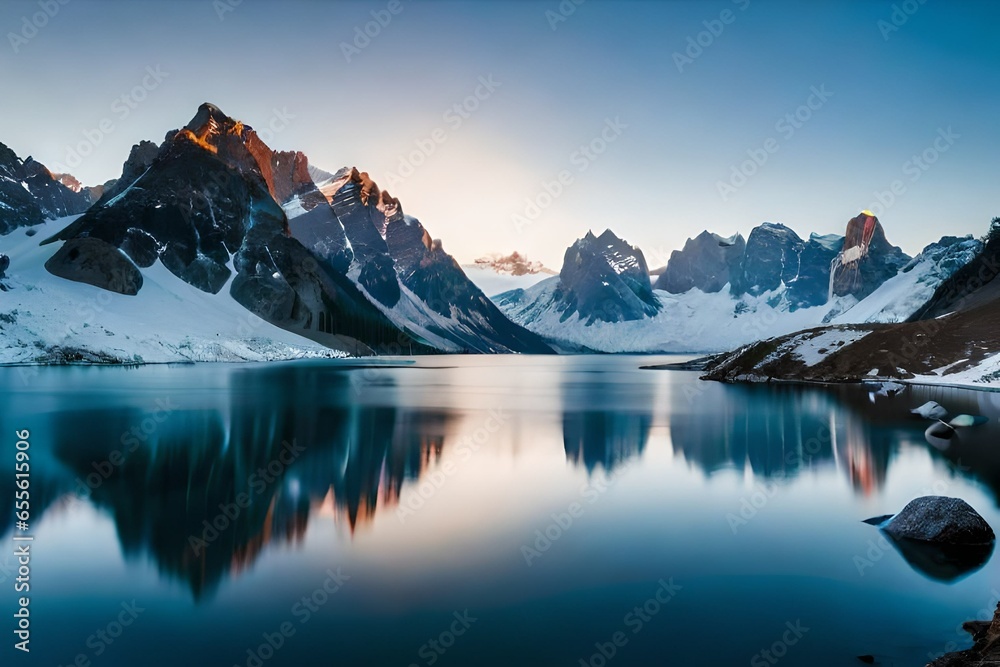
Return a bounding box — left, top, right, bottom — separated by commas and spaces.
0, 218, 346, 364
497, 277, 849, 353
830, 236, 982, 325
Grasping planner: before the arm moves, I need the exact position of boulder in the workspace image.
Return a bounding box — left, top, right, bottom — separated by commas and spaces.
45, 237, 143, 296
883, 496, 994, 545
0, 253, 8, 277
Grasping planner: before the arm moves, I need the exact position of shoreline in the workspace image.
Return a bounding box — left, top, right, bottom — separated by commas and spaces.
928, 603, 1000, 666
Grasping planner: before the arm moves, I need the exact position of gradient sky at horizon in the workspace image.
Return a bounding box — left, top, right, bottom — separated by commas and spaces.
1, 0, 998, 267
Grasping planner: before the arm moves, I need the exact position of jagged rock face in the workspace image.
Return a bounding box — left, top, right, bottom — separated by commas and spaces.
328, 168, 400, 307
22, 158, 93, 218
230, 210, 424, 355
285, 202, 353, 274
44, 237, 143, 296
558, 229, 660, 324
0, 142, 91, 234
0, 143, 43, 233
95, 140, 158, 206
733, 223, 805, 297
46, 138, 263, 294
654, 231, 745, 294
831, 212, 910, 300
267, 150, 328, 212
385, 215, 555, 353
162, 104, 324, 214
786, 233, 843, 308
0, 253, 9, 278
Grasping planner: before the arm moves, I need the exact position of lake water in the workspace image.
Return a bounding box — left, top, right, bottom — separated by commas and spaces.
2, 355, 1000, 667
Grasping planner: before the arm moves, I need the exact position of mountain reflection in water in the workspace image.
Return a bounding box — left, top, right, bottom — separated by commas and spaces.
2, 360, 1000, 602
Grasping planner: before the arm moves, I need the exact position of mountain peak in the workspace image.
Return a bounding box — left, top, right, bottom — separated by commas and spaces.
557, 230, 659, 323
346, 167, 381, 206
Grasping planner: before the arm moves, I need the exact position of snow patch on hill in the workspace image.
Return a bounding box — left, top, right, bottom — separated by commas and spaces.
0, 218, 346, 364
788, 329, 872, 367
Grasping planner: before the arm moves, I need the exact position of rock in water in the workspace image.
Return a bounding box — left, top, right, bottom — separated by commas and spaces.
912, 401, 948, 420
883, 497, 995, 546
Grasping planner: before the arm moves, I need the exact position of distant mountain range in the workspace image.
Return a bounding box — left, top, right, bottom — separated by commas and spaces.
703, 229, 1000, 388
0, 102, 993, 365
495, 216, 979, 353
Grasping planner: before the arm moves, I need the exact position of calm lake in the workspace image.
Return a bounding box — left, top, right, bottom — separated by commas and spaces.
2, 355, 1000, 667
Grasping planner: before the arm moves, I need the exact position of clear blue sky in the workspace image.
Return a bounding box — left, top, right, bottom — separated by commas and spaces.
2, 0, 997, 267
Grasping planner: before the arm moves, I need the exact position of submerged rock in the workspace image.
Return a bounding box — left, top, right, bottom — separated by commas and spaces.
862, 514, 894, 526
912, 401, 949, 420
883, 497, 995, 546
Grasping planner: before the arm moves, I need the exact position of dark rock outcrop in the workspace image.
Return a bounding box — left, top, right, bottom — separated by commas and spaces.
94, 140, 158, 206
830, 212, 910, 300
0, 253, 8, 278
557, 229, 660, 324
327, 168, 401, 307
733, 223, 805, 297
909, 230, 1000, 321
929, 603, 1000, 666
786, 233, 843, 308
883, 496, 995, 546
654, 231, 745, 294
44, 237, 143, 296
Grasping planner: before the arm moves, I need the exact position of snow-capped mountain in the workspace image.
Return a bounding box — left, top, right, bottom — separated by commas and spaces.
0, 142, 93, 234
38, 104, 438, 355
654, 217, 909, 312
700, 228, 1000, 390
496, 219, 978, 353
32, 103, 551, 357
284, 165, 554, 354
495, 230, 663, 350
